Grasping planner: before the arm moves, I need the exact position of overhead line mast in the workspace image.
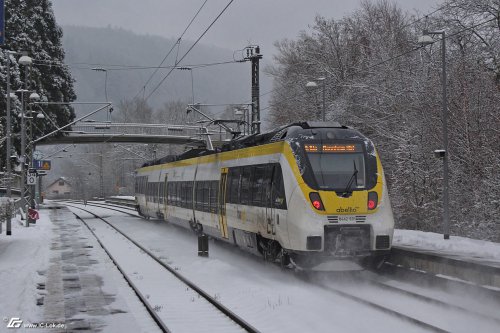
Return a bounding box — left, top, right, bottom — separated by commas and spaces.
244, 46, 262, 135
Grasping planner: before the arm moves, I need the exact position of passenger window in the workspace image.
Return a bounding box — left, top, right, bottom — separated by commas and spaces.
210, 181, 218, 213
202, 182, 209, 212
272, 164, 287, 209
252, 165, 266, 206
228, 168, 241, 204
240, 167, 252, 205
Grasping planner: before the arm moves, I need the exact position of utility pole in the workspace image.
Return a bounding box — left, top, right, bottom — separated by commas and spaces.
244, 46, 262, 135
5, 51, 12, 235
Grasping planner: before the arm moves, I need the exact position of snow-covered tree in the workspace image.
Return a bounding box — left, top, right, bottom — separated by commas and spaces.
0, 0, 76, 171
266, 0, 500, 241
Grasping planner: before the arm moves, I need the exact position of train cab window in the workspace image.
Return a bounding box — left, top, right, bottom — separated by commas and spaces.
240, 167, 252, 205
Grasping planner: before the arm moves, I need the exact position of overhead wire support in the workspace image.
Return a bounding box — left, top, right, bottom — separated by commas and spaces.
243, 46, 263, 135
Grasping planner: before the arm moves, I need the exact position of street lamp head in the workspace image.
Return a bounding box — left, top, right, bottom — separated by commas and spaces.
418, 33, 434, 46
305, 81, 318, 89
18, 55, 32, 66
36, 112, 45, 119
91, 67, 106, 72
29, 92, 40, 101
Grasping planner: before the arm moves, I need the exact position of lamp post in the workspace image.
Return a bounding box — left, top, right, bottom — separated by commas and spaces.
419, 30, 450, 240
4, 51, 16, 235
92, 67, 108, 101
92, 67, 112, 122
178, 67, 195, 104
306, 75, 326, 121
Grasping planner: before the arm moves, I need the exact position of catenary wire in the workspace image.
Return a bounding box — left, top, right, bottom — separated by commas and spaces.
144, 0, 235, 102
132, 0, 209, 100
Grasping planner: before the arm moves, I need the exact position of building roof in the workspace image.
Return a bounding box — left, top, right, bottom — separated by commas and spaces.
46, 177, 72, 189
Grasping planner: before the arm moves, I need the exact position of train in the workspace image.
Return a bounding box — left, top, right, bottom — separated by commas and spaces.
135, 121, 394, 270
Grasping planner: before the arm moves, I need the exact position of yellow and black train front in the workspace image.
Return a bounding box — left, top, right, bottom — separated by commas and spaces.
282, 123, 394, 268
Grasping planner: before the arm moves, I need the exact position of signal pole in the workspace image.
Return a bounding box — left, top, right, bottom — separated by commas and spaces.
244, 46, 262, 135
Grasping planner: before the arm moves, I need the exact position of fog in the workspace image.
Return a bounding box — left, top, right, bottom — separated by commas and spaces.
52, 0, 440, 56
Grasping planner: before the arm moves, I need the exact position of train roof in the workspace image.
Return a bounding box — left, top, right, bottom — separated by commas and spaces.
140, 121, 356, 167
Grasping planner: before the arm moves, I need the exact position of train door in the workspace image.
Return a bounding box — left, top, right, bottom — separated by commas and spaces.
218, 168, 229, 238
265, 165, 276, 236
163, 174, 168, 220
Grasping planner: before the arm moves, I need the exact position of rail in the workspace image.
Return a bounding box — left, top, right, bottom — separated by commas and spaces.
105, 196, 136, 208
67, 204, 259, 333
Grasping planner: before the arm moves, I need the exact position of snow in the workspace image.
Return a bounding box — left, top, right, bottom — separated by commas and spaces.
393, 229, 500, 264
1, 204, 499, 333
109, 196, 136, 201
0, 213, 50, 332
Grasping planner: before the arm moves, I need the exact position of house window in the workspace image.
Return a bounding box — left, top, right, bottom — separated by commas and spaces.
59, 180, 64, 186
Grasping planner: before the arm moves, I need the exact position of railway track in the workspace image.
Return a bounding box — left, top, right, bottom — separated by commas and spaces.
61, 201, 500, 332
357, 272, 500, 324
61, 199, 139, 217
304, 274, 450, 333
66, 203, 259, 333
379, 261, 500, 300
304, 269, 500, 333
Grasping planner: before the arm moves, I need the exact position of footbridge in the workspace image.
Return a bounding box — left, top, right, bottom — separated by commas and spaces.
35, 122, 232, 147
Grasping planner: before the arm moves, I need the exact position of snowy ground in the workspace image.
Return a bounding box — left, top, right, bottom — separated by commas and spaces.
1, 204, 499, 332
0, 212, 51, 332
394, 229, 500, 265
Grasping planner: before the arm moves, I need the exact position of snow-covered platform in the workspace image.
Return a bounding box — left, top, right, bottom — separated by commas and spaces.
0, 203, 156, 332
391, 230, 500, 289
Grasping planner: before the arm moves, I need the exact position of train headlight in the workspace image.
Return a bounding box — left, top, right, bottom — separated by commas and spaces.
309, 192, 325, 211
368, 191, 378, 210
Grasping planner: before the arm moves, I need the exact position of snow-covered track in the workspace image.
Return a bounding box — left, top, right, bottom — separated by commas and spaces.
303, 269, 500, 333
380, 261, 500, 300
351, 272, 500, 325
388, 247, 500, 290
105, 197, 137, 208
61, 199, 140, 217
67, 204, 260, 333
310, 278, 450, 333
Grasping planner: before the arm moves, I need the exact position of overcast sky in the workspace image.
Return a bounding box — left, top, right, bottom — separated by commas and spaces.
52, 0, 441, 58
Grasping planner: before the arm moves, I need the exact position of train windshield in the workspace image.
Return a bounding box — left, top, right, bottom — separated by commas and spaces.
304, 143, 366, 191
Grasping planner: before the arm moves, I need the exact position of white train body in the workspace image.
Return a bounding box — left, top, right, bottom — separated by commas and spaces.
135, 122, 394, 269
